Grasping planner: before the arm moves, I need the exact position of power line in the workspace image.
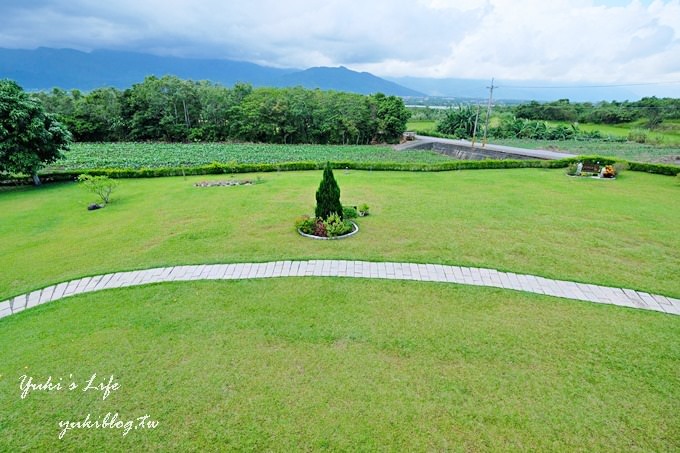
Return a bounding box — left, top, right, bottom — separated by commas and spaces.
499, 80, 680, 89
482, 78, 498, 147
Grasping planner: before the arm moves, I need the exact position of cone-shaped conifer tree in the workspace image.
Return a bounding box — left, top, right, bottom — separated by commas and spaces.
315, 162, 343, 220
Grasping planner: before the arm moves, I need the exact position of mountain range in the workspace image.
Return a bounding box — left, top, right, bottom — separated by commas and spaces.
1, 47, 674, 101
0, 47, 423, 97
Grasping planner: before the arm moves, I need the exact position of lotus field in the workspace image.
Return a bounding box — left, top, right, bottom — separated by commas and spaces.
48, 143, 453, 170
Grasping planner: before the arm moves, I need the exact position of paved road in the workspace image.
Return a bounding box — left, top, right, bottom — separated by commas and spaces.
397, 135, 575, 160
2, 260, 678, 319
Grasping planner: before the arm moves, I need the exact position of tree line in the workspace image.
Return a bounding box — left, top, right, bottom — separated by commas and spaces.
432, 96, 680, 141
511, 97, 680, 128
30, 76, 411, 144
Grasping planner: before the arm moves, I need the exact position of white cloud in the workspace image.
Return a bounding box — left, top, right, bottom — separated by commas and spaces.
0, 0, 678, 84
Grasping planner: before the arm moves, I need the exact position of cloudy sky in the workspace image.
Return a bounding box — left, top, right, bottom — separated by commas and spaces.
1, 0, 679, 86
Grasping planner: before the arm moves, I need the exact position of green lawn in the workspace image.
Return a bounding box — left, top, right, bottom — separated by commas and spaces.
1, 279, 678, 451
1, 169, 678, 301
2, 168, 679, 450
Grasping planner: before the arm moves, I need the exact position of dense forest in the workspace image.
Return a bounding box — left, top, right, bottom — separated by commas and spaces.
30, 75, 411, 144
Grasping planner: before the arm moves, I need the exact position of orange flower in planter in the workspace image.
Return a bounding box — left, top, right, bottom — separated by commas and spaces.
602, 165, 616, 178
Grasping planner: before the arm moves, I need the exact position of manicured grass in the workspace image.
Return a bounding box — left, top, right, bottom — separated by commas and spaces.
46, 142, 454, 171
1, 279, 678, 451
1, 169, 678, 300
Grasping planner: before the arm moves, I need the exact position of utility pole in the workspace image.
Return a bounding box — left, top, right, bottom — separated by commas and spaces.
471, 103, 481, 148
482, 77, 497, 147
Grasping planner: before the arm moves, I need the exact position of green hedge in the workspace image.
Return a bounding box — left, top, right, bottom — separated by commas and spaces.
1, 155, 677, 185
575, 155, 680, 176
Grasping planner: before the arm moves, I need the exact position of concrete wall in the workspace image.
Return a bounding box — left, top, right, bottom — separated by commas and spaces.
409, 142, 537, 160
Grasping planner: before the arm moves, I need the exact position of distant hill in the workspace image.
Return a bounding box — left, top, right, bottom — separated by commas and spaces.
387, 76, 641, 102
0, 47, 423, 96
277, 66, 423, 96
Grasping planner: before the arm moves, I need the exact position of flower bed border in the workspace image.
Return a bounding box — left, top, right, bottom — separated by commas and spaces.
297, 221, 359, 240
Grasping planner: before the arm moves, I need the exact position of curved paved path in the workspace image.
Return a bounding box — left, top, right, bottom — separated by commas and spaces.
1, 260, 678, 319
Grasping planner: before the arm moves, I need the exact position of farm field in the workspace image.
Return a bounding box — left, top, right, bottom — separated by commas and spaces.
1, 278, 678, 451
407, 119, 437, 132
491, 138, 680, 163
544, 119, 680, 145
408, 118, 680, 163
46, 142, 455, 171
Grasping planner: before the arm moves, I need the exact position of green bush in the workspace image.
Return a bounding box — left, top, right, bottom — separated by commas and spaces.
294, 215, 317, 235
628, 129, 648, 144
566, 164, 579, 176
315, 162, 343, 220
358, 203, 370, 216
342, 206, 358, 219
77, 174, 118, 205
613, 161, 629, 176
323, 213, 353, 237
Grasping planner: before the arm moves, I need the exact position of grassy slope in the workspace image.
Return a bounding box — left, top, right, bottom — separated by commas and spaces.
1, 279, 678, 451
1, 169, 678, 300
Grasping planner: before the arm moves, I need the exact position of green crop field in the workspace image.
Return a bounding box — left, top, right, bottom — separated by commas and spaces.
491, 138, 680, 163
546, 119, 680, 145
46, 142, 454, 171
407, 119, 437, 132
1, 169, 678, 450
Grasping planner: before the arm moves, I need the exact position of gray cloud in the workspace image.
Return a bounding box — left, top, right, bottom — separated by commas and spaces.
1, 0, 679, 87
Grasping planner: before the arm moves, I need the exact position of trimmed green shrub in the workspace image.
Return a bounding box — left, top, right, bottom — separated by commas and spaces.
315, 162, 343, 220
2, 153, 678, 186
566, 164, 579, 176
295, 215, 317, 235
323, 213, 353, 237
342, 206, 358, 219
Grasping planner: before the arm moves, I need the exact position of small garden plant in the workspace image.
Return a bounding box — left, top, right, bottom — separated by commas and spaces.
78, 174, 118, 209
296, 162, 361, 238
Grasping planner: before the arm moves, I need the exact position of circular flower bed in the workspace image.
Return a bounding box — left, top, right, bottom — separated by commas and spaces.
295, 214, 359, 240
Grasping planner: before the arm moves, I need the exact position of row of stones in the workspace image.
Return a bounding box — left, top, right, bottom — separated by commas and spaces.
2, 260, 679, 319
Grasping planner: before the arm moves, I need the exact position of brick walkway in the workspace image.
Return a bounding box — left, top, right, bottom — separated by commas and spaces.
1, 260, 678, 319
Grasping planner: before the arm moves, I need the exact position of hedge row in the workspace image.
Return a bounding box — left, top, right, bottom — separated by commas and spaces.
1, 156, 677, 185
576, 155, 680, 176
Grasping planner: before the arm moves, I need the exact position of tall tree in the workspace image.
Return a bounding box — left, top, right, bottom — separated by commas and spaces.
315, 162, 343, 220
0, 80, 71, 185
372, 93, 411, 143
